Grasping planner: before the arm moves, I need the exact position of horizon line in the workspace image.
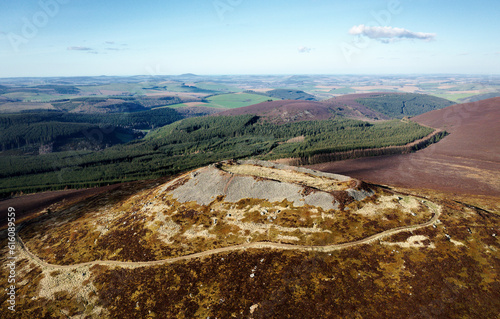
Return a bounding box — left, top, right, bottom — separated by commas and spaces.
1, 73, 499, 79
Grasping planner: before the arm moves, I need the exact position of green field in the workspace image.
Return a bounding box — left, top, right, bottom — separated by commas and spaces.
77, 83, 146, 94
206, 93, 279, 108
446, 84, 486, 91
430, 93, 478, 102
417, 83, 441, 90
328, 87, 356, 94
194, 82, 243, 93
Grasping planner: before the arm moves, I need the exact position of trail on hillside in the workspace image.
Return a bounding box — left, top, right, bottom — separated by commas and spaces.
16, 201, 440, 271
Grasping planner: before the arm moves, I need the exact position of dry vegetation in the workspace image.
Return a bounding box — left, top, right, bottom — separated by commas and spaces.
2, 198, 498, 318
1, 161, 499, 318
15, 162, 433, 265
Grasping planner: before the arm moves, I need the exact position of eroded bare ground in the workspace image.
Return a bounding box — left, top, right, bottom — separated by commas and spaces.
14, 161, 434, 266
1, 160, 499, 318
1, 198, 499, 318
220, 162, 352, 192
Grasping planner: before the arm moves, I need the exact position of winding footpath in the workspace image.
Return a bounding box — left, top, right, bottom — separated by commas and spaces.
16, 201, 441, 271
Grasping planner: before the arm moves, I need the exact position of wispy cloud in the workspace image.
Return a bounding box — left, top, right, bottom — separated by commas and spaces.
105, 41, 115, 45
349, 25, 436, 43
67, 46, 93, 51
298, 46, 312, 53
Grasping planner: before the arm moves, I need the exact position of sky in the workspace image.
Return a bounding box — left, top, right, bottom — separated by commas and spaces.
0, 0, 499, 77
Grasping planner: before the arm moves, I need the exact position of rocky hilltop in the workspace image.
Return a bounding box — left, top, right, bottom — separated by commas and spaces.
165, 160, 371, 210
14, 160, 436, 265
1, 160, 499, 318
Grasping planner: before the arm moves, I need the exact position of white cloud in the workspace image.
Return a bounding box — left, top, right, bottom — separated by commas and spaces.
298, 46, 312, 53
67, 46, 93, 51
349, 25, 436, 43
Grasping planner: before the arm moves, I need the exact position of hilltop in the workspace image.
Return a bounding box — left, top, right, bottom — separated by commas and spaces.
1, 160, 499, 318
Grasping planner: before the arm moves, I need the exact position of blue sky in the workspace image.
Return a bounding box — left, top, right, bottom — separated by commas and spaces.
1, 0, 499, 77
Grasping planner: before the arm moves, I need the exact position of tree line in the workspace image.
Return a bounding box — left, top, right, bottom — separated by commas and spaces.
0, 115, 444, 198
0, 108, 183, 151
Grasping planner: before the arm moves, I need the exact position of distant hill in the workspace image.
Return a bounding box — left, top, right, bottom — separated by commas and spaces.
215, 100, 335, 124
216, 93, 453, 123
355, 93, 454, 118
322, 93, 391, 120
324, 93, 454, 119
0, 84, 80, 95
459, 92, 500, 103
264, 89, 317, 101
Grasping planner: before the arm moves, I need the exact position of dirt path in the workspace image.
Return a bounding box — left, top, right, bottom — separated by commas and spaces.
16, 201, 440, 270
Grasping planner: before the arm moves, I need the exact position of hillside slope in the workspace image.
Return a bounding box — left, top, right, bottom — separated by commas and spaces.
263, 89, 317, 101
215, 100, 335, 123
1, 160, 499, 318
217, 93, 452, 123
309, 97, 500, 196
323, 93, 454, 119
356, 93, 454, 118
412, 97, 500, 162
